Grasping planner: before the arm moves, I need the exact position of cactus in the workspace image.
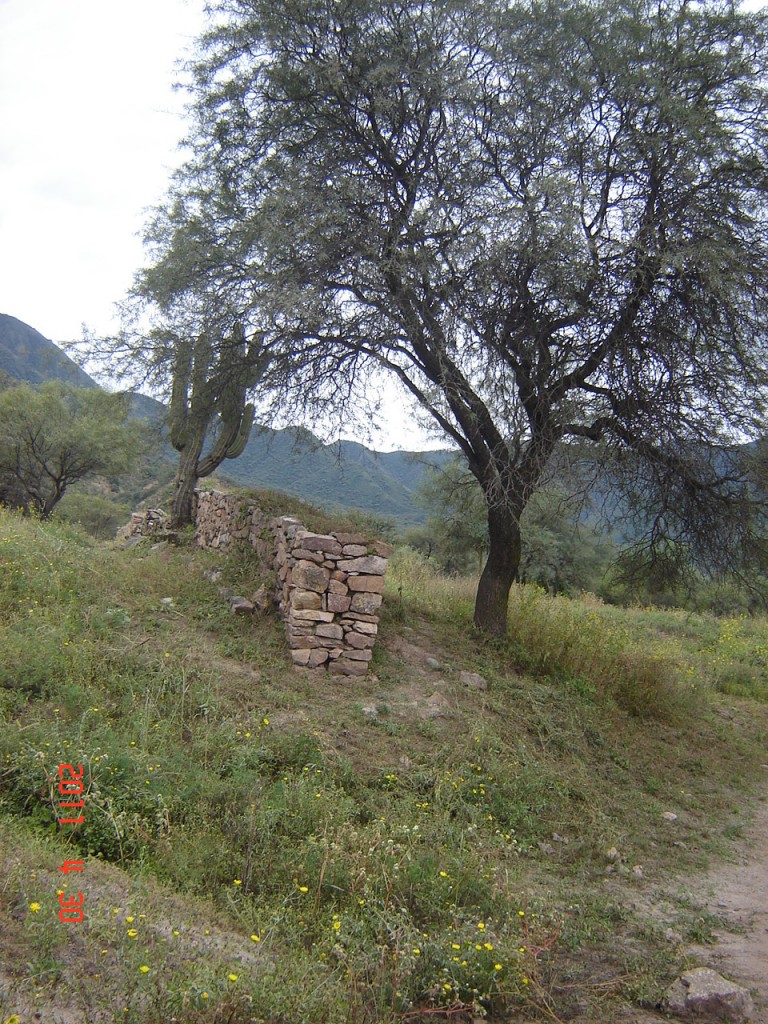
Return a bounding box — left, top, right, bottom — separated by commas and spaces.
168, 325, 263, 526
197, 401, 255, 476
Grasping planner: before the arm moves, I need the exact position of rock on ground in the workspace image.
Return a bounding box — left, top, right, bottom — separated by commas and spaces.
661, 967, 754, 1023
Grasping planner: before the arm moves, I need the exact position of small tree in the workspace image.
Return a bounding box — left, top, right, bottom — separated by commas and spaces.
0, 383, 137, 518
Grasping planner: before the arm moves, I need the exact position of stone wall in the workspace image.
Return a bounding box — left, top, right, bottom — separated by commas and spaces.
191, 489, 389, 675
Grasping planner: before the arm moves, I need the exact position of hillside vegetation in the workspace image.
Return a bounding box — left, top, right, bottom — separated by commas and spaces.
1, 502, 767, 1023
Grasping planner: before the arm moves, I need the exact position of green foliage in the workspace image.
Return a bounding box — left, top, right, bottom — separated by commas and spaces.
54, 491, 132, 539
153, 0, 768, 637
0, 382, 140, 518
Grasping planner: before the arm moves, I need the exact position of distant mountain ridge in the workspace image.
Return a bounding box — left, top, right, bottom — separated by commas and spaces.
0, 314, 96, 388
0, 314, 448, 524
223, 427, 449, 524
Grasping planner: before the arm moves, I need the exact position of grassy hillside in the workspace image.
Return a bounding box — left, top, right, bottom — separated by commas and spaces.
1, 504, 767, 1023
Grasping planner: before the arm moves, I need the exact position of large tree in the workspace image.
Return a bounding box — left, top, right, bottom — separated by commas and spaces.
0, 383, 137, 518
169, 0, 768, 632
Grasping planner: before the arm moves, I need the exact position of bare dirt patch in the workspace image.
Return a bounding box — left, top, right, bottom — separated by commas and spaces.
685, 786, 768, 1023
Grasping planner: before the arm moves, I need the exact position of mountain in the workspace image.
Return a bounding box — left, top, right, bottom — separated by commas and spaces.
0, 314, 97, 388
0, 314, 449, 524
220, 426, 450, 525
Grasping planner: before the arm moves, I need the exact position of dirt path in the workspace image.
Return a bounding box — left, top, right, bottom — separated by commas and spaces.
687, 790, 768, 1023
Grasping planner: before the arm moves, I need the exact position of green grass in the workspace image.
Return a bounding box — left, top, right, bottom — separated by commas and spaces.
1, 508, 767, 1023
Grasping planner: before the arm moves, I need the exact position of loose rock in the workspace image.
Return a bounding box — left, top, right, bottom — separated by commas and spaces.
459, 671, 488, 691
661, 967, 754, 1022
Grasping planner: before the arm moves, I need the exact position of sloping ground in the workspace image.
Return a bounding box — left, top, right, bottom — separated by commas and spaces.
2, 511, 768, 1023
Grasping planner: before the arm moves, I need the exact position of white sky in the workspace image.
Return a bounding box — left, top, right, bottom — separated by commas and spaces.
0, 0, 206, 343
0, 0, 430, 450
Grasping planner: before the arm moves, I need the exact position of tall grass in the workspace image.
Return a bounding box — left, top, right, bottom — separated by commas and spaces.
387, 548, 686, 718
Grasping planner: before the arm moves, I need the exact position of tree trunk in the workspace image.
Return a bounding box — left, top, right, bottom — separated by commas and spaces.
170, 425, 205, 528
473, 504, 522, 636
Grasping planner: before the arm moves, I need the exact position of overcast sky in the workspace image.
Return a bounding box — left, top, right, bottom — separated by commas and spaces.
0, 0, 210, 343
0, 0, 434, 450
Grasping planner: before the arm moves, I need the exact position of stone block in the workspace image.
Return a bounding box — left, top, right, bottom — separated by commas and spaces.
289, 609, 335, 622
347, 575, 385, 593
350, 592, 383, 614
346, 631, 375, 649
307, 649, 330, 668
459, 671, 488, 691
291, 649, 312, 666
288, 635, 323, 648
291, 561, 330, 593
328, 579, 348, 594
337, 555, 388, 575
341, 649, 373, 661
330, 659, 369, 677
292, 548, 324, 563
341, 611, 379, 624
296, 532, 343, 555
342, 544, 368, 556
317, 637, 347, 649
348, 620, 378, 635
326, 592, 352, 613
661, 968, 754, 1023
333, 532, 368, 546
316, 623, 344, 640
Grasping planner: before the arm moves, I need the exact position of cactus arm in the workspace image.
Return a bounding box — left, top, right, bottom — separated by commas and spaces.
224, 403, 254, 460
196, 401, 254, 477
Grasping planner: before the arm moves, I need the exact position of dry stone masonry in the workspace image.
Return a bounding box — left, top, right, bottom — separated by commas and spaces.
191, 489, 389, 676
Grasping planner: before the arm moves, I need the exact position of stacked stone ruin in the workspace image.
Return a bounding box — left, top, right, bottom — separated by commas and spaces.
191, 489, 389, 675
116, 508, 170, 540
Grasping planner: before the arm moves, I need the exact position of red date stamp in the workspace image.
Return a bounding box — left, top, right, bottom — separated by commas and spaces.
57, 762, 85, 923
